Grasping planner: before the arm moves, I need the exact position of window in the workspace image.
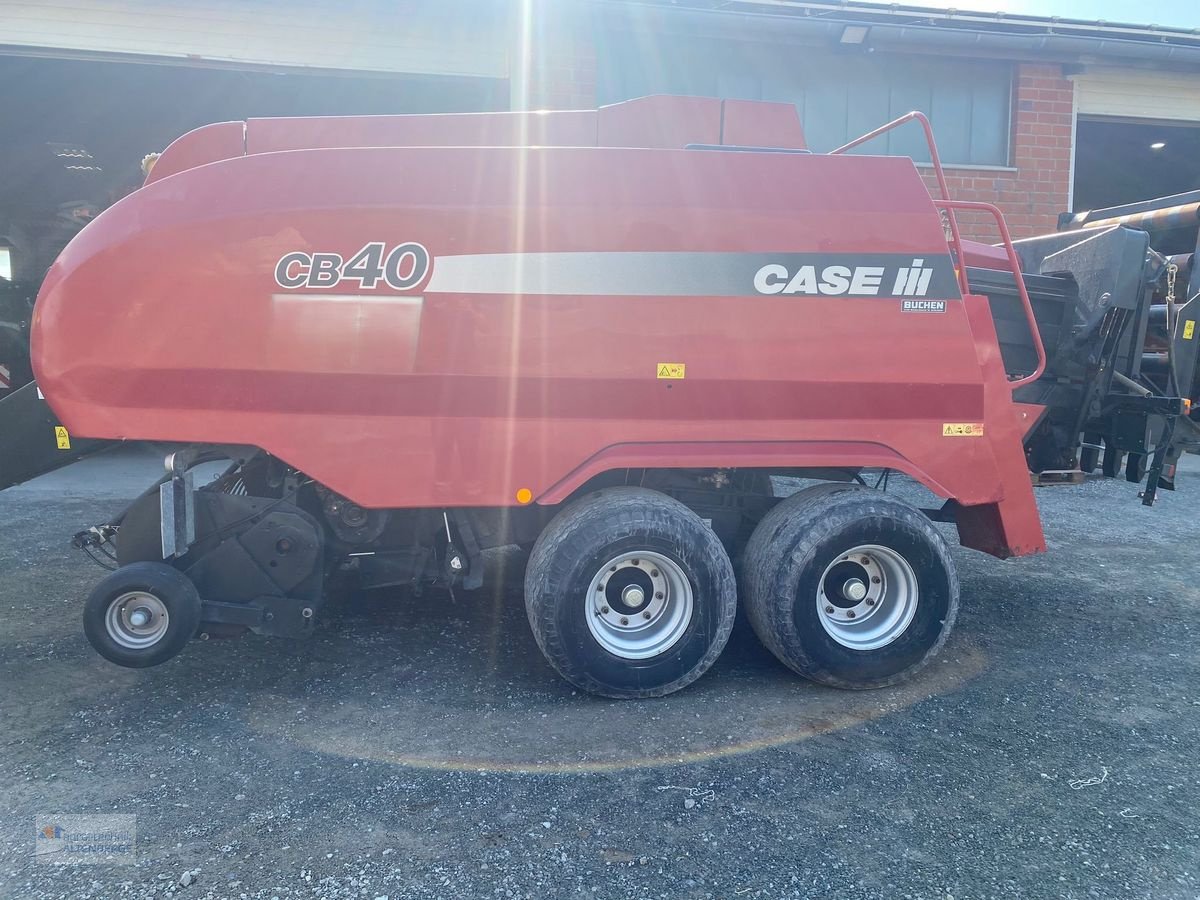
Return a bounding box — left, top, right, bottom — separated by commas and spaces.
597, 33, 1012, 167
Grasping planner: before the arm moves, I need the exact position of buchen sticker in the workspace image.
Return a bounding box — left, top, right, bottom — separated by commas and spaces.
1184, 320, 1195, 340
657, 363, 686, 379
54, 426, 71, 450
942, 423, 984, 437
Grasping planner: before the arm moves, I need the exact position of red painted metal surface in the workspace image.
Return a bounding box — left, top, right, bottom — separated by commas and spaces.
721, 98, 807, 149
245, 109, 601, 156
596, 94, 723, 149
143, 121, 244, 185
32, 97, 1046, 558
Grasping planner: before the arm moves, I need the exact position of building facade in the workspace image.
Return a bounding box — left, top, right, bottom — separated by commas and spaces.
0, 0, 1198, 274
524, 1, 1200, 241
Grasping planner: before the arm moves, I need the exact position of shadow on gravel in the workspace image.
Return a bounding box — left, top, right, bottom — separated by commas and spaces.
2, 547, 987, 778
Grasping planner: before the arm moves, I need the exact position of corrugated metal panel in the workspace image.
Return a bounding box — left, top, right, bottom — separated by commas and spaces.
598, 31, 1012, 165
1075, 68, 1200, 122
0, 0, 509, 78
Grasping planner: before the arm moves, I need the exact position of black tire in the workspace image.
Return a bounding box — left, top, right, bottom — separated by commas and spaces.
1102, 445, 1124, 478
743, 488, 959, 689
524, 487, 737, 699
1079, 434, 1101, 474
1125, 451, 1148, 483
83, 562, 203, 668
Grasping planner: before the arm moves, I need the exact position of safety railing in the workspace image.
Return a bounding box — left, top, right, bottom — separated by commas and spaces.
934, 199, 1047, 389
831, 111, 967, 296
831, 112, 1046, 389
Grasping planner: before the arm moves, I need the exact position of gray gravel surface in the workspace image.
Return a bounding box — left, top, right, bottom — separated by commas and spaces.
1, 448, 1199, 899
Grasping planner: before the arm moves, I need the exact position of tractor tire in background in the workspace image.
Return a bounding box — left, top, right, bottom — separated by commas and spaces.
742, 487, 959, 689
1125, 452, 1148, 483
524, 487, 737, 699
1079, 433, 1102, 474
1102, 445, 1125, 479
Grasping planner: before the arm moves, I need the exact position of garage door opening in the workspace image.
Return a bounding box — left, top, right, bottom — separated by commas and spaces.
1073, 117, 1200, 214
0, 54, 507, 285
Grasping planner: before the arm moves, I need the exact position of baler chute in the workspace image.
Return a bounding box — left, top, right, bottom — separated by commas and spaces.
1, 95, 1195, 698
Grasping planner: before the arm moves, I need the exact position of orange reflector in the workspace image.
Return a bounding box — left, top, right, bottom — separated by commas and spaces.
516, 488, 533, 505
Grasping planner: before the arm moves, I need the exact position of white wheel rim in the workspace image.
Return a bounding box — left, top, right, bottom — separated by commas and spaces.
815, 544, 918, 651
105, 591, 170, 649
585, 551, 693, 659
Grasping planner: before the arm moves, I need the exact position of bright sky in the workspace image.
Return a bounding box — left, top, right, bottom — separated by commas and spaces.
925, 0, 1200, 28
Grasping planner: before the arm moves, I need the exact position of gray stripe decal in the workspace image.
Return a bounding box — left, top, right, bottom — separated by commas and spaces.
423, 251, 961, 299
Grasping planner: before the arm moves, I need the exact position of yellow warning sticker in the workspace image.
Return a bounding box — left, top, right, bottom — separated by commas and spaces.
942, 423, 985, 437
54, 426, 71, 450
657, 363, 686, 380
1185, 320, 1195, 340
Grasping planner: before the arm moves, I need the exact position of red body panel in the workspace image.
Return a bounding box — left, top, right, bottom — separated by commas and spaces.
33, 97, 1045, 557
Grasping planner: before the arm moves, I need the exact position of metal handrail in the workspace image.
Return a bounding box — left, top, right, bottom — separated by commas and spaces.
935, 199, 1047, 389
830, 111, 967, 297
832, 113, 1046, 389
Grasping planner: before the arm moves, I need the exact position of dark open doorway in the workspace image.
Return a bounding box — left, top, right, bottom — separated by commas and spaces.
0, 54, 508, 283
1073, 117, 1200, 214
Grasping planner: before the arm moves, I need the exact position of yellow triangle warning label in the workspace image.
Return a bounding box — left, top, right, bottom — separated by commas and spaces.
657, 363, 686, 380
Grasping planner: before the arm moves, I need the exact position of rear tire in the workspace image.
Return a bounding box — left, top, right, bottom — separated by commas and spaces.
525, 487, 736, 698
743, 488, 958, 689
83, 562, 202, 668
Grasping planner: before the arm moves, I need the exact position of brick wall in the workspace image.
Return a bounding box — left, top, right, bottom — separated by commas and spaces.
920, 63, 1074, 242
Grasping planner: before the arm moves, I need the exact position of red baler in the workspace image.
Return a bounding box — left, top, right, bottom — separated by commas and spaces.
3, 96, 1195, 697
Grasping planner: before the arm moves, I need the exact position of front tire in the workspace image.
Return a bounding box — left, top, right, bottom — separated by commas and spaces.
525, 487, 737, 698
83, 562, 203, 668
743, 487, 959, 689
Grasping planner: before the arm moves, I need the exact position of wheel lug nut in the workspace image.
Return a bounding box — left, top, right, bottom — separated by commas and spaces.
601, 605, 610, 614
872, 576, 881, 584
650, 569, 659, 577
620, 617, 629, 626
642, 611, 652, 620
655, 592, 664, 600
866, 598, 876, 607
632, 559, 640, 566
825, 606, 835, 614
860, 557, 870, 565
847, 610, 856, 619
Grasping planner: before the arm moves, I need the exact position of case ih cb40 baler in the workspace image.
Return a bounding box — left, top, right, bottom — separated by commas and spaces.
2, 95, 1198, 698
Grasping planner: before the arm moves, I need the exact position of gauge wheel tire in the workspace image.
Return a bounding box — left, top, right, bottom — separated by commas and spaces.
743, 488, 959, 690
525, 487, 737, 699
83, 562, 203, 668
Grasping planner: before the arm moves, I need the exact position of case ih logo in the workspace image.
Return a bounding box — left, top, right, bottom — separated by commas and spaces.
275, 242, 430, 291
754, 258, 940, 298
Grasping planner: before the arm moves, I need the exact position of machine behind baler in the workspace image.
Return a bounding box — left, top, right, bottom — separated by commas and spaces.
0, 95, 1196, 699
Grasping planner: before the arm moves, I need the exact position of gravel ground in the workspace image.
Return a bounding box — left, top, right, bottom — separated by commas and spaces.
1, 447, 1199, 899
